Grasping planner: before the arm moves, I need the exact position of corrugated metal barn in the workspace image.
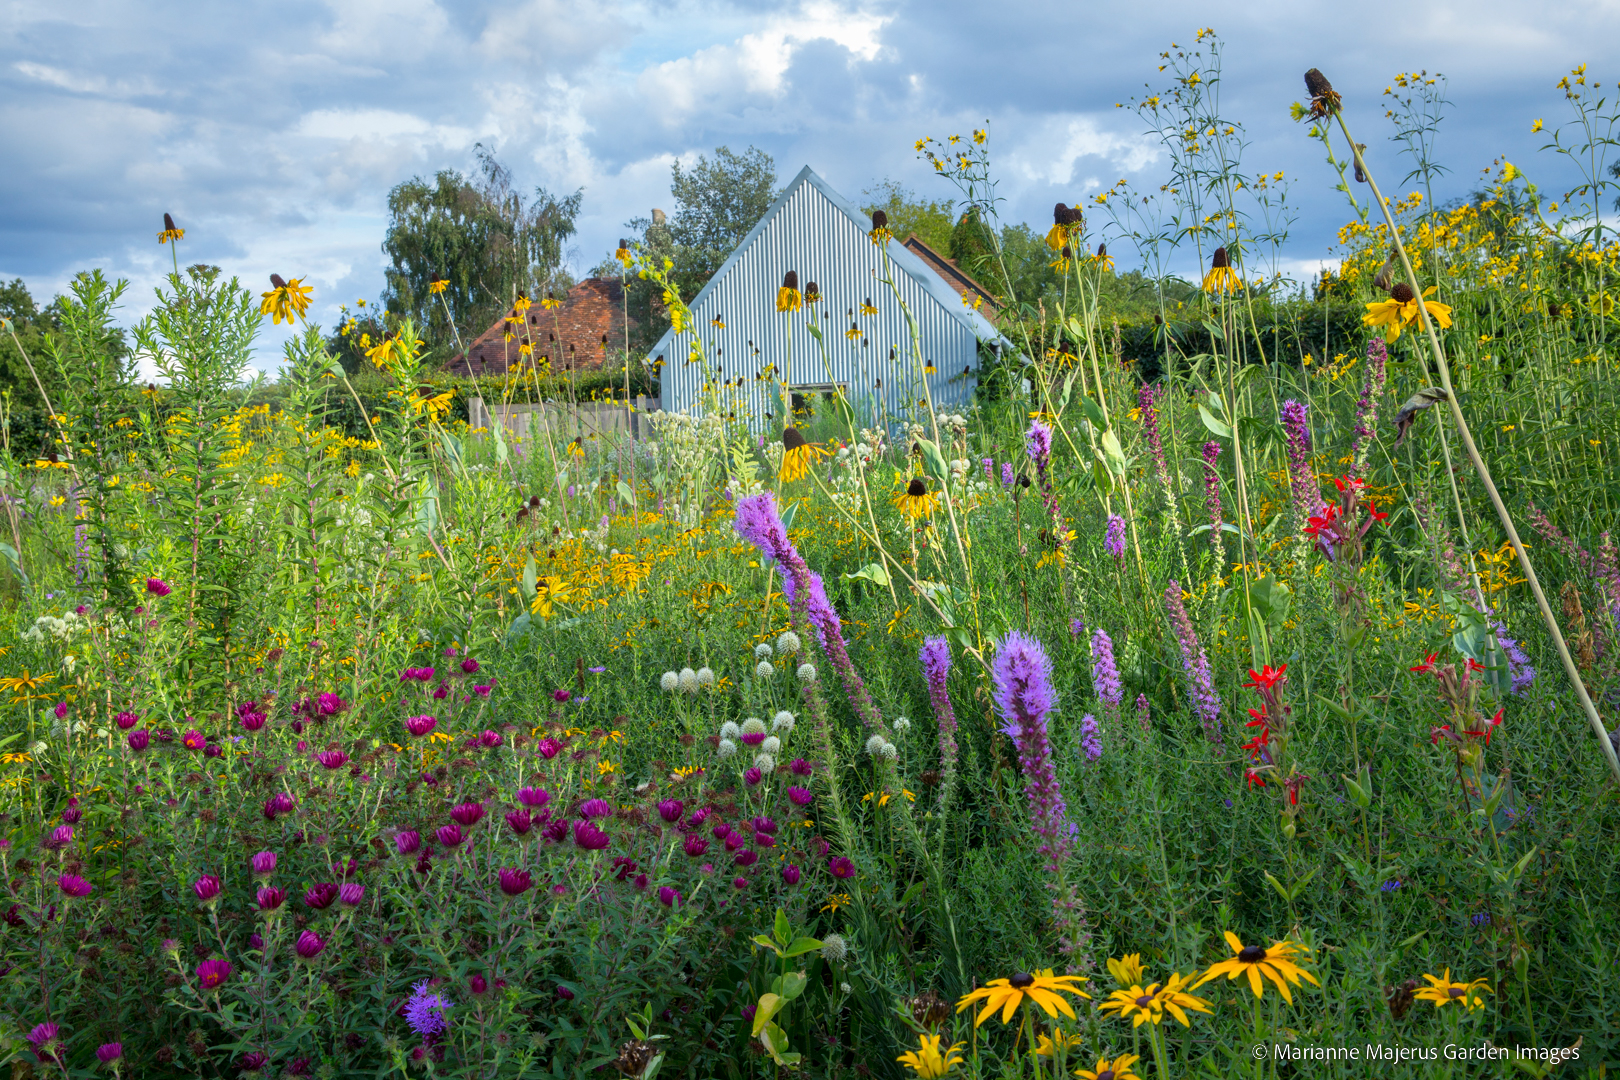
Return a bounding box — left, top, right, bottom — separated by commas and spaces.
647, 166, 1004, 425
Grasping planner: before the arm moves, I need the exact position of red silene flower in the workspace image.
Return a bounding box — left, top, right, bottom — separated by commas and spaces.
1244, 769, 1266, 789
1243, 664, 1288, 691
1410, 653, 1439, 674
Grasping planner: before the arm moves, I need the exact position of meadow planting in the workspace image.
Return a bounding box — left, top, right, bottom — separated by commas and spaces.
5, 40, 1620, 1079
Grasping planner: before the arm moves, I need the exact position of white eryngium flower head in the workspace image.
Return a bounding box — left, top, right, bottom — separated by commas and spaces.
821, 934, 848, 961
740, 717, 767, 736
754, 643, 774, 660
717, 739, 738, 758
753, 753, 776, 771
761, 735, 781, 755
893, 716, 911, 734
771, 710, 795, 733
756, 661, 775, 679
719, 720, 741, 741
879, 742, 898, 760
865, 735, 886, 756
776, 631, 801, 656
695, 667, 716, 687
677, 668, 698, 693
659, 671, 679, 692
796, 663, 817, 682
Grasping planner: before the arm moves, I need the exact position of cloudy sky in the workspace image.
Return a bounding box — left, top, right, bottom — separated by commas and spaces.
4, 0, 1619, 371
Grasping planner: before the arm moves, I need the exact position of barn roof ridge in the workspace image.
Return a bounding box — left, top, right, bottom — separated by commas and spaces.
648, 165, 1002, 359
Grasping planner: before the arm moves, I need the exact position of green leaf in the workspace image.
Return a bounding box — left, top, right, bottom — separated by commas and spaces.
1342, 774, 1371, 809
750, 934, 782, 957
751, 995, 784, 1038
1091, 458, 1115, 495
772, 970, 810, 1000
521, 556, 537, 601
1510, 845, 1539, 881
842, 563, 890, 588
1080, 395, 1107, 432
1287, 865, 1320, 900
1100, 428, 1127, 476
616, 480, 635, 508
504, 613, 532, 647
1055, 369, 1078, 418
1262, 870, 1292, 903
773, 907, 792, 946
1197, 404, 1232, 438
916, 437, 951, 487
782, 936, 823, 959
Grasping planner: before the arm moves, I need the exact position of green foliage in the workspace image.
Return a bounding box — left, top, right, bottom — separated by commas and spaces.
383, 145, 582, 350
862, 181, 955, 253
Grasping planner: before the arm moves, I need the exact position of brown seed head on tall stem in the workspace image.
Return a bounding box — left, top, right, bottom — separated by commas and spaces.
1305, 68, 1342, 118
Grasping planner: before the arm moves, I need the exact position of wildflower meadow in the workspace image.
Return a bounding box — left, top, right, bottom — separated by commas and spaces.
7, 39, 1620, 1079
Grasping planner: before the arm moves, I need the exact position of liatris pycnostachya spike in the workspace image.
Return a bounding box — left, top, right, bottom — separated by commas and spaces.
1090, 629, 1123, 711
1164, 581, 1222, 744
1280, 399, 1324, 520
1202, 440, 1226, 561
919, 636, 958, 805
1351, 337, 1388, 473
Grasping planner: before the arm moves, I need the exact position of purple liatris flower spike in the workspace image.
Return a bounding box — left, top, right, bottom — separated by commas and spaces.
990, 632, 1070, 869
1001, 462, 1014, 488
1024, 419, 1053, 477
1490, 618, 1537, 695
1136, 693, 1151, 733
1201, 440, 1225, 557
1280, 399, 1324, 519
1079, 713, 1102, 763
1351, 337, 1389, 473
919, 635, 958, 804
1138, 383, 1172, 490
1090, 629, 1123, 711
1164, 581, 1222, 743
1104, 514, 1126, 558
196, 958, 232, 989
403, 980, 452, 1038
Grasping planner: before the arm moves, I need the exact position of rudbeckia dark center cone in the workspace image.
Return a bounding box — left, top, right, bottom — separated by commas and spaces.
1390, 283, 1416, 303
783, 427, 807, 451
1210, 247, 1230, 269
1237, 945, 1267, 964
907, 478, 927, 497
1447, 986, 1466, 998
1009, 972, 1034, 988
1134, 994, 1154, 1008
1098, 1071, 1116, 1080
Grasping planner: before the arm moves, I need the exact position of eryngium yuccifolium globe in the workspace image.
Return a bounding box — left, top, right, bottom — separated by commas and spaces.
865, 734, 886, 756
717, 738, 738, 759
720, 720, 741, 741
772, 710, 796, 733
879, 742, 898, 760
893, 716, 911, 734
678, 668, 699, 693
776, 631, 802, 657
761, 735, 782, 755
754, 643, 774, 660
753, 753, 776, 771
821, 934, 848, 962
740, 717, 767, 737
660, 671, 680, 692
796, 663, 817, 682
756, 661, 775, 679
695, 667, 716, 687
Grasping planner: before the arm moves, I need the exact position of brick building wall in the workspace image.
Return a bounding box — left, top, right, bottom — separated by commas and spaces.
444, 278, 630, 377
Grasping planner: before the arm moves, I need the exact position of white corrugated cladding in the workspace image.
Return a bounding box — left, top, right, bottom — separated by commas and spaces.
648, 166, 1006, 427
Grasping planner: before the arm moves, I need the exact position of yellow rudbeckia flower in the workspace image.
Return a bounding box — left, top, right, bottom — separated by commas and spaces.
1363, 283, 1453, 343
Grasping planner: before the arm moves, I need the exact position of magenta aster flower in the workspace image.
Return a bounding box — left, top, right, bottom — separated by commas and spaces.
578, 798, 612, 819
58, 874, 93, 897
657, 799, 684, 822
114, 710, 139, 729
435, 823, 463, 848
789, 757, 813, 776
256, 887, 285, 913
505, 809, 532, 835
127, 730, 149, 751
449, 802, 485, 827
536, 737, 562, 758
145, 577, 172, 596
196, 958, 232, 990
192, 875, 222, 903
294, 930, 325, 960
786, 786, 813, 807
338, 883, 364, 907
182, 729, 206, 750
395, 831, 421, 855
316, 750, 349, 769
782, 864, 801, 885
303, 882, 339, 910
461, 658, 480, 674
96, 1042, 122, 1064
657, 885, 680, 907
744, 767, 763, 786
683, 835, 709, 857
573, 820, 610, 850
497, 868, 532, 896
829, 856, 855, 879
27, 1022, 60, 1061
517, 786, 550, 808
405, 715, 436, 737
251, 851, 276, 877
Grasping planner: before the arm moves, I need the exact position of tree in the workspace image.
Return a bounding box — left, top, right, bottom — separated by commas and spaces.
606, 146, 779, 354
862, 181, 954, 253
382, 145, 581, 355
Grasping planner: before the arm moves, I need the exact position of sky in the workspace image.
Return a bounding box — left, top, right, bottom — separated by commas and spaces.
5, 0, 1620, 373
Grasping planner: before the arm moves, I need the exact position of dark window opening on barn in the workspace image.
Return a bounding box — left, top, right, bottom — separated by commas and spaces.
789, 382, 847, 417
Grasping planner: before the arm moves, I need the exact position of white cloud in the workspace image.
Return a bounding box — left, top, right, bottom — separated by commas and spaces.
13, 61, 155, 97
1007, 115, 1160, 187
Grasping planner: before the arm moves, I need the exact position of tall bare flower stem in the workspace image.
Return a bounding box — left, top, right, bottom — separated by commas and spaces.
1326, 94, 1620, 786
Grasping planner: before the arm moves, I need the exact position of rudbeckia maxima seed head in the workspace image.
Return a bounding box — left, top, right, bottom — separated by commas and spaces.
1389, 282, 1415, 303
872, 209, 888, 230
164, 213, 177, 232
270, 273, 288, 290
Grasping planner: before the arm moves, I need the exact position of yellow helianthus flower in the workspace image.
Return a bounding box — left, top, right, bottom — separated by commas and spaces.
1097, 984, 1162, 1027
894, 477, 939, 519
261, 274, 314, 325
1412, 969, 1491, 1011
1107, 955, 1145, 987
896, 1034, 963, 1078
1033, 1030, 1084, 1056
1201, 247, 1239, 294
514, 294, 532, 314
1152, 972, 1213, 1026
1094, 243, 1115, 271
955, 969, 1090, 1027
1363, 283, 1453, 342
1193, 933, 1319, 1003
780, 427, 814, 482
0, 670, 55, 694
541, 293, 561, 310
1075, 1054, 1141, 1080
157, 213, 184, 245
777, 271, 802, 313
428, 276, 448, 295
